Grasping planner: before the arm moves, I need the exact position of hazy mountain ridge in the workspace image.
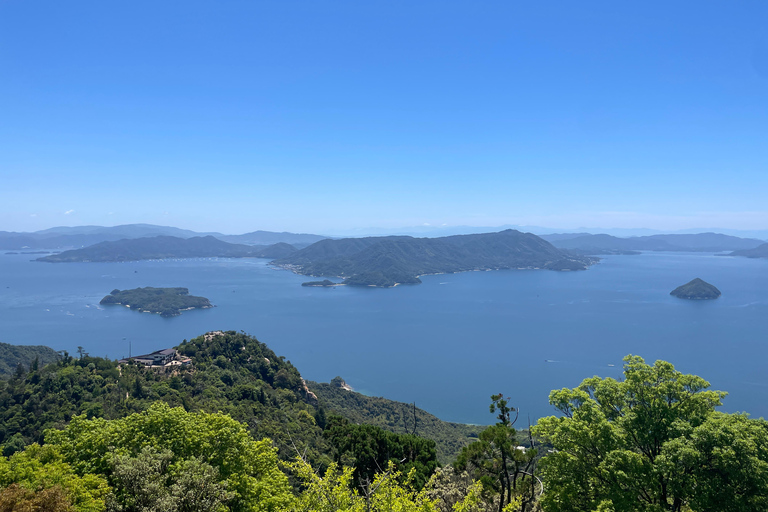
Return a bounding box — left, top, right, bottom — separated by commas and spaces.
0, 224, 326, 250
217, 230, 328, 246
35, 236, 297, 262
542, 232, 765, 255
274, 229, 594, 287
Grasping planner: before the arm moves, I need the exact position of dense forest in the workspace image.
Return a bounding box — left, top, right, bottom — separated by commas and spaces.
0, 342, 60, 378
1, 332, 767, 511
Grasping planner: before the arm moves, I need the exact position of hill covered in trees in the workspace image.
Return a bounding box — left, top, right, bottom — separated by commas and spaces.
0, 342, 60, 378
670, 278, 722, 300
3, 344, 767, 511
100, 287, 213, 317
309, 379, 483, 464
36, 236, 297, 262
0, 331, 474, 466
274, 230, 594, 287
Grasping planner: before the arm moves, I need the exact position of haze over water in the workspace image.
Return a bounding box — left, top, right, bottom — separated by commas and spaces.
1, 251, 766, 425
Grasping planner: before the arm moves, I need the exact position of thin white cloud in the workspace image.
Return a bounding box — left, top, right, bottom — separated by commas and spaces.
64, 209, 75, 215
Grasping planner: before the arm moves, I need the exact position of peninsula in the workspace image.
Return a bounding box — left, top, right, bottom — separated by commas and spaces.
670, 278, 721, 300
273, 229, 595, 287
36, 235, 297, 262
100, 287, 213, 317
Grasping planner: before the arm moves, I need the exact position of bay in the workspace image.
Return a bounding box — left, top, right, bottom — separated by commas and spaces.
0, 251, 766, 425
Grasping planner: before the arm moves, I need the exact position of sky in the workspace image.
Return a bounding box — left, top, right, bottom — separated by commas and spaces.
1, 0, 767, 235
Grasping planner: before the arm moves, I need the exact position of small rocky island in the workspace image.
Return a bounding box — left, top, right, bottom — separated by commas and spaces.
301, 279, 341, 287
670, 278, 721, 300
100, 287, 213, 317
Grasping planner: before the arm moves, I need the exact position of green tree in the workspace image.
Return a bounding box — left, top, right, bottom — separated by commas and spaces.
455, 395, 536, 512
0, 444, 108, 512
324, 417, 439, 491
106, 446, 233, 512
45, 402, 293, 512
287, 458, 439, 512
531, 355, 768, 512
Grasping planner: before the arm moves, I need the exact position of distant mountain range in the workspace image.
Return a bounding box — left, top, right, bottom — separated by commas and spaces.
273, 229, 595, 287
540, 232, 766, 255
0, 224, 327, 250
36, 236, 297, 262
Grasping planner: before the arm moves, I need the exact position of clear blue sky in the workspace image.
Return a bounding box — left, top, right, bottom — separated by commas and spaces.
2, 0, 767, 234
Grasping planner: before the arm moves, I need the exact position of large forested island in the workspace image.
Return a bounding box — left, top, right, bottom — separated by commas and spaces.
100, 287, 213, 316
273, 229, 595, 287
36, 235, 297, 262
670, 278, 722, 300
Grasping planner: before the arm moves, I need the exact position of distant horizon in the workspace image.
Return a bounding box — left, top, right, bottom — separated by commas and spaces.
3, 221, 768, 240
2, 1, 767, 239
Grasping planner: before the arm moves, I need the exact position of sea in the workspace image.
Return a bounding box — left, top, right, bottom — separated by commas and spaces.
1, 251, 766, 425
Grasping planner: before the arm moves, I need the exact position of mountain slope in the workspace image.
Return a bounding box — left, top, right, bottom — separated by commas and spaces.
309, 379, 483, 464
0, 342, 61, 378
0, 331, 483, 464
274, 230, 594, 287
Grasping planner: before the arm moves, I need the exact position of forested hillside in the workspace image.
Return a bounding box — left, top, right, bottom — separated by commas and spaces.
310, 379, 483, 464
2, 336, 768, 511
0, 342, 60, 378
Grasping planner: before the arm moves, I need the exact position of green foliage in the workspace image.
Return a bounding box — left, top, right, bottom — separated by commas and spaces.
0, 332, 329, 467
106, 446, 233, 512
0, 342, 60, 378
287, 458, 438, 512
46, 403, 293, 512
310, 381, 483, 464
531, 355, 763, 512
100, 287, 212, 317
0, 444, 109, 511
455, 395, 537, 512
324, 416, 439, 491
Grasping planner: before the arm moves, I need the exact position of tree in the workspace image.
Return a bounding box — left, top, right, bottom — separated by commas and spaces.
0, 484, 72, 512
45, 402, 293, 512
455, 395, 536, 512
287, 458, 439, 512
0, 443, 108, 512
106, 446, 233, 512
324, 416, 439, 491
531, 355, 768, 512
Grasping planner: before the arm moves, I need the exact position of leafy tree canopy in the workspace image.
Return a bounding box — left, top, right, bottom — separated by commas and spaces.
532, 355, 768, 512
45, 402, 293, 512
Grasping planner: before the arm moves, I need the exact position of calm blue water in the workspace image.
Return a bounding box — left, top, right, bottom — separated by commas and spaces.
1, 251, 766, 425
